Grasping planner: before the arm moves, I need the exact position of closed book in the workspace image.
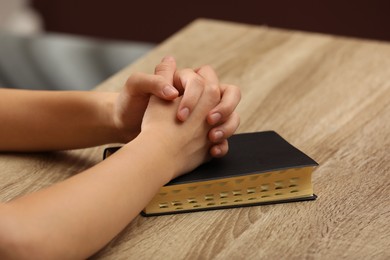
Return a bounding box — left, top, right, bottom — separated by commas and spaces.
103, 131, 318, 216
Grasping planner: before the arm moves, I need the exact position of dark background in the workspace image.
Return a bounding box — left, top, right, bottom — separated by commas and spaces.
31, 0, 390, 43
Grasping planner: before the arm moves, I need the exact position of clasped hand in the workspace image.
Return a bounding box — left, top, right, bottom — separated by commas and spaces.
114, 56, 241, 159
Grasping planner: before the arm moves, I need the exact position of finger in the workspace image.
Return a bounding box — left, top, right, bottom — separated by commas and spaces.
125, 72, 178, 100
208, 112, 240, 143
154, 56, 177, 84
174, 65, 221, 121
173, 66, 219, 96
173, 68, 206, 121
207, 83, 241, 125
196, 65, 219, 85
210, 139, 229, 158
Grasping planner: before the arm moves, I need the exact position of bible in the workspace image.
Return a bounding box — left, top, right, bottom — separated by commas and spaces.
103, 131, 318, 216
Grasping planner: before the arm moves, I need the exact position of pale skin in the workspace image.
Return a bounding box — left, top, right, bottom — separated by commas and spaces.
0, 57, 241, 259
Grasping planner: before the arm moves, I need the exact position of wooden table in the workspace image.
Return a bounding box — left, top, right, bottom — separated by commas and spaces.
1, 19, 389, 259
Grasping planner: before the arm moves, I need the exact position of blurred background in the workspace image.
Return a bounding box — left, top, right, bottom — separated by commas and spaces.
1, 0, 389, 90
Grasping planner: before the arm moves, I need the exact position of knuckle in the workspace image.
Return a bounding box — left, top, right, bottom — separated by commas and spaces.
188, 74, 205, 88
217, 104, 229, 116
233, 85, 242, 101
151, 75, 165, 85
199, 64, 214, 72
227, 84, 242, 100
181, 95, 197, 109
233, 112, 241, 128
224, 84, 242, 100
221, 112, 240, 131
154, 63, 171, 74
207, 83, 221, 100
126, 72, 142, 87
210, 83, 220, 94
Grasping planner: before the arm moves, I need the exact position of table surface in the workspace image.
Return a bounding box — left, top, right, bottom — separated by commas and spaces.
1, 19, 389, 259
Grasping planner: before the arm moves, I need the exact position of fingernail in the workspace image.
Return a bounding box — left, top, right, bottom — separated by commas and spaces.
214, 130, 224, 140
209, 113, 222, 124
163, 86, 178, 97
214, 147, 222, 156
162, 56, 175, 62
179, 107, 190, 121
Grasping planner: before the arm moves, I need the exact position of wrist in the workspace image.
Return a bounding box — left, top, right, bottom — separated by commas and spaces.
123, 131, 177, 184
95, 92, 131, 144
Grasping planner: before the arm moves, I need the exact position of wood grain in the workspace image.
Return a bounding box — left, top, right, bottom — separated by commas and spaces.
1, 19, 389, 259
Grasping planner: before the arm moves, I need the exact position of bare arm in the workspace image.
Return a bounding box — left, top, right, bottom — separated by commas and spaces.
0, 77, 220, 259
0, 89, 122, 151
0, 132, 174, 258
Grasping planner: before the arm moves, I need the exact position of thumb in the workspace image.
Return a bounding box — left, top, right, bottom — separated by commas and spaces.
155, 56, 177, 84
125, 72, 179, 100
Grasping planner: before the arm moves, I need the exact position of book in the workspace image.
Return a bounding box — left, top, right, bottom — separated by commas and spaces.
103, 131, 318, 216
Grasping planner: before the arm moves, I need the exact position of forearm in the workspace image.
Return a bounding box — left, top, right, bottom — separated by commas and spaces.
0, 89, 122, 151
0, 132, 173, 259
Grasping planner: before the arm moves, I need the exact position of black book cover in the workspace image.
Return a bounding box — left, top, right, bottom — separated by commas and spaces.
166, 131, 318, 186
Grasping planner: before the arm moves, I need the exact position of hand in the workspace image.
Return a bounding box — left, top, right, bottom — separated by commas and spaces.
141, 71, 221, 178
154, 56, 241, 158
112, 56, 241, 155
112, 70, 180, 142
